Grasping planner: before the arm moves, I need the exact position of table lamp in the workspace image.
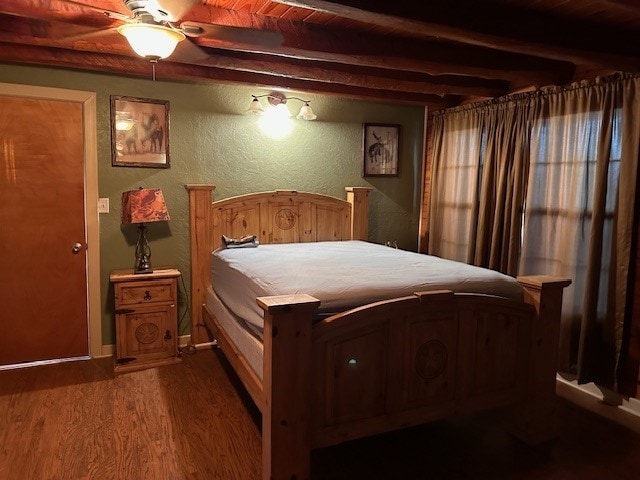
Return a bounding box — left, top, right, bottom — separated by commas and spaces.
121, 187, 170, 274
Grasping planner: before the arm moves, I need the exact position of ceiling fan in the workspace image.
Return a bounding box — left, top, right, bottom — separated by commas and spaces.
61, 0, 283, 64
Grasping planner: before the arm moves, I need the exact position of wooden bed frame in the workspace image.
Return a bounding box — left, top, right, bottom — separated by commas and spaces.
186, 184, 571, 480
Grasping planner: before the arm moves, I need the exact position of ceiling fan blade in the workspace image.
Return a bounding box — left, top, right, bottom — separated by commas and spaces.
57, 26, 120, 43
170, 38, 211, 64
179, 21, 283, 48
104, 10, 134, 23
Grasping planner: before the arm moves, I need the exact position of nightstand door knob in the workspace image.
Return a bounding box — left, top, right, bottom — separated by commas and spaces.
144, 290, 152, 300
164, 330, 172, 341
72, 242, 83, 253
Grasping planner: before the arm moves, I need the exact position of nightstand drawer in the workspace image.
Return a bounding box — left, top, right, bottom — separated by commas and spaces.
116, 281, 175, 306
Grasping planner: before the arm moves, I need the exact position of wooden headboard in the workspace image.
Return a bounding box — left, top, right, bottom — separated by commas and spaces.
184, 185, 373, 345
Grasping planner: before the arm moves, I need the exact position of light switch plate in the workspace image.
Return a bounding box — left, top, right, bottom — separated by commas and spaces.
98, 197, 110, 214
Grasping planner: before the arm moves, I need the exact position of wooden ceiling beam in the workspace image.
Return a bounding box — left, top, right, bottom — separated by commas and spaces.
0, 42, 455, 109
1, 2, 574, 86
1, 0, 630, 107
0, 12, 120, 46
0, 9, 572, 97
196, 48, 508, 98
272, 0, 640, 71
0, 17, 132, 55
0, 21, 505, 98
185, 8, 573, 86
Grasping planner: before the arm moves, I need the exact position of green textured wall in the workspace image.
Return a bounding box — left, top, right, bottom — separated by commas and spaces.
0, 63, 425, 345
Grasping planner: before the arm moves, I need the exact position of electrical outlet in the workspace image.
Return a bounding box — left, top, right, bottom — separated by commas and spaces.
98, 197, 110, 214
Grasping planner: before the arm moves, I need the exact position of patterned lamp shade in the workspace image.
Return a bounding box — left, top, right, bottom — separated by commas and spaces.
121, 188, 170, 224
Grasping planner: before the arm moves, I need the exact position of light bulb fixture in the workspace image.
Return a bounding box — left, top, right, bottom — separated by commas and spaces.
246, 92, 317, 121
273, 102, 292, 119
117, 22, 185, 61
296, 102, 317, 121
247, 96, 265, 115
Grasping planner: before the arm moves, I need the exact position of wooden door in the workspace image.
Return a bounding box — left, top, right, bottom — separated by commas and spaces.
0, 95, 89, 365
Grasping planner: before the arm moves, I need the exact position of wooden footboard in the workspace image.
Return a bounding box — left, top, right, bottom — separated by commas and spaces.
310, 291, 531, 447
257, 276, 570, 480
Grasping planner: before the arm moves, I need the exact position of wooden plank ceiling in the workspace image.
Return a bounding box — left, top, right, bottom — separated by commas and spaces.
0, 0, 638, 110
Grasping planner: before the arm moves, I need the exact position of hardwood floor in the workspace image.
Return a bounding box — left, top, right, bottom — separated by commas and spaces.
1, 348, 639, 480
0, 348, 261, 480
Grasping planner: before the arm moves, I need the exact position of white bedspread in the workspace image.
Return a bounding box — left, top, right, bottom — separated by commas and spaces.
212, 240, 523, 336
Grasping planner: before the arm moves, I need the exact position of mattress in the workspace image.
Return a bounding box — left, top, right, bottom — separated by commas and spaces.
206, 286, 264, 379
211, 240, 523, 337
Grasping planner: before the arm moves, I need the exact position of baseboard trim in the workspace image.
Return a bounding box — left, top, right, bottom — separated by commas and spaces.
99, 344, 115, 358
556, 374, 640, 434
0, 356, 90, 371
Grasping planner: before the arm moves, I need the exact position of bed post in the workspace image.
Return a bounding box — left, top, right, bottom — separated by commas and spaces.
257, 294, 321, 480
185, 184, 215, 346
345, 187, 372, 240
511, 275, 572, 444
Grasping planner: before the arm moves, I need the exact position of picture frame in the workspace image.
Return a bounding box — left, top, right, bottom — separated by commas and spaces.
110, 95, 170, 168
362, 123, 400, 177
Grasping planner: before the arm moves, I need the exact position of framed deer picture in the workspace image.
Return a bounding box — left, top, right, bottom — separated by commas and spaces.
110, 96, 170, 168
362, 123, 400, 177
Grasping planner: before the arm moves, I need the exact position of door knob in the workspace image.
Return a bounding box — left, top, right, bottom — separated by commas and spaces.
72, 242, 83, 253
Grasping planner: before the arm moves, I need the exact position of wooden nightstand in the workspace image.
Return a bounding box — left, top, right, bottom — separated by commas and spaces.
110, 268, 182, 374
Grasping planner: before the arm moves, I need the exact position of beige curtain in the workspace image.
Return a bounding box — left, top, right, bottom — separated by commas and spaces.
428, 73, 640, 388
429, 100, 537, 276
428, 108, 482, 262
474, 101, 537, 275
519, 76, 640, 386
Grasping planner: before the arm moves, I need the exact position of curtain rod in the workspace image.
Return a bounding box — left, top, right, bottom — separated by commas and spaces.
431, 71, 640, 117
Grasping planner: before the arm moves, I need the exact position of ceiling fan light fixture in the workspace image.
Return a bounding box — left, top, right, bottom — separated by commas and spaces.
117, 23, 185, 60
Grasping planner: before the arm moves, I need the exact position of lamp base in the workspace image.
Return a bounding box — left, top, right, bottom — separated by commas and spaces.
134, 224, 153, 274
134, 254, 153, 274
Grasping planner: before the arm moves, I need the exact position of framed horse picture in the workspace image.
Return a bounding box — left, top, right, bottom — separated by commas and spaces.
362, 123, 400, 177
110, 96, 170, 168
